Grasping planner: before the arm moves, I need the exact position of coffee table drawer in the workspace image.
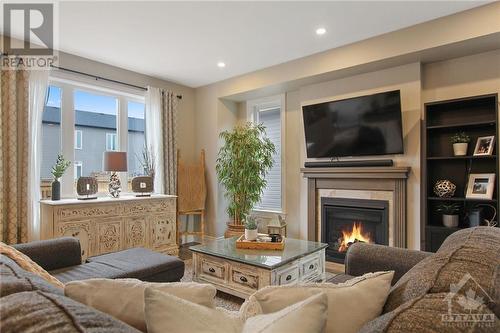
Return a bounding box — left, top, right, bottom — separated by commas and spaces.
278, 266, 299, 285
231, 269, 259, 290
201, 258, 225, 280
301, 256, 320, 278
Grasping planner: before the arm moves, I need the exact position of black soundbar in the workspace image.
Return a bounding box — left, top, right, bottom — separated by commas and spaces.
304, 159, 394, 168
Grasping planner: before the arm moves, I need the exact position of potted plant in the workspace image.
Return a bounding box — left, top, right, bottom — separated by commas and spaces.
451, 132, 470, 156
216, 123, 275, 237
51, 154, 71, 201
436, 203, 461, 228
244, 216, 259, 241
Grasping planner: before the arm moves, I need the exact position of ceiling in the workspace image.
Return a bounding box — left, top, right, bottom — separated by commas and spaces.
4, 1, 492, 87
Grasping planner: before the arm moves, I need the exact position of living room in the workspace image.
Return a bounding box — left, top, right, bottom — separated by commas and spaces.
1, 1, 500, 332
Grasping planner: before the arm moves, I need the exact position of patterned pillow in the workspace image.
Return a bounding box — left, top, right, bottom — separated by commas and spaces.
0, 242, 64, 288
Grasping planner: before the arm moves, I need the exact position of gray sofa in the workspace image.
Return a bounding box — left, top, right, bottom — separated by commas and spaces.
13, 237, 185, 283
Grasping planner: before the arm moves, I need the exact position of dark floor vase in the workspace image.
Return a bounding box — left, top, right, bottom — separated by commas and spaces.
52, 179, 61, 201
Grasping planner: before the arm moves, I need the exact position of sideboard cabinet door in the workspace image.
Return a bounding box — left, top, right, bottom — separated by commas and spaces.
56, 220, 94, 260
125, 217, 149, 248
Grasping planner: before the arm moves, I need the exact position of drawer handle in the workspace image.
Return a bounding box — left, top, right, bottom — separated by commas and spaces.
309, 264, 314, 270
209, 267, 215, 273
286, 275, 292, 281
239, 276, 248, 283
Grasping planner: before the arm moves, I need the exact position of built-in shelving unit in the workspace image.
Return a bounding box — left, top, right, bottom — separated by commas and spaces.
422, 94, 499, 252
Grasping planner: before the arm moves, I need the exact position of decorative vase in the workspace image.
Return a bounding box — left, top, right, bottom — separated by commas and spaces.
453, 143, 468, 156
442, 214, 459, 228
433, 180, 457, 198
51, 178, 61, 201
244, 228, 258, 241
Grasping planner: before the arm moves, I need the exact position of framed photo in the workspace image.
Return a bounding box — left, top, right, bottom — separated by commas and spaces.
473, 136, 495, 156
466, 173, 495, 200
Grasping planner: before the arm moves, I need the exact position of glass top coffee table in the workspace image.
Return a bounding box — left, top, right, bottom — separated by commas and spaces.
190, 237, 327, 298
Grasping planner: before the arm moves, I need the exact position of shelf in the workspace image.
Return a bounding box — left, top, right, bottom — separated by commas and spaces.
427, 155, 497, 160
426, 225, 463, 232
428, 197, 497, 203
426, 120, 496, 130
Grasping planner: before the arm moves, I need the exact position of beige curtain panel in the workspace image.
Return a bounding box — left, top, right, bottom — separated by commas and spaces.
162, 90, 178, 195
0, 68, 30, 244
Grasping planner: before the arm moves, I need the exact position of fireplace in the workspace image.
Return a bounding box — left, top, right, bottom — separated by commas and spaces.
321, 197, 389, 263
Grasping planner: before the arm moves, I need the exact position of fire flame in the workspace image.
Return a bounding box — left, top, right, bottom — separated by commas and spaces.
338, 222, 372, 252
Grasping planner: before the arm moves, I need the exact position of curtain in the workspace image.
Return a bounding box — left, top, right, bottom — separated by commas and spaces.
27, 70, 49, 241
145, 87, 178, 195
0, 67, 30, 244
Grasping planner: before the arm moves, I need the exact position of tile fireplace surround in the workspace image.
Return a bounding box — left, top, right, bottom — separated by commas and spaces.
301, 167, 411, 253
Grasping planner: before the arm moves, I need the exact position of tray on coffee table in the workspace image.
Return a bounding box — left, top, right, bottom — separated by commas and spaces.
235, 234, 285, 250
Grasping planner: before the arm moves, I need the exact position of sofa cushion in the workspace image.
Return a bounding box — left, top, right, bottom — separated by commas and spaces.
86, 248, 184, 282
0, 254, 63, 297
51, 261, 126, 283
384, 227, 500, 316
360, 292, 499, 333
0, 291, 140, 333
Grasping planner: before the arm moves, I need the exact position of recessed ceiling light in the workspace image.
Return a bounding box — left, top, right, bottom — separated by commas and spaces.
217, 62, 226, 68
316, 27, 326, 35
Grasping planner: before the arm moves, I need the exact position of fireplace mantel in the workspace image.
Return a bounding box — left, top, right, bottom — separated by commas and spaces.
302, 166, 411, 248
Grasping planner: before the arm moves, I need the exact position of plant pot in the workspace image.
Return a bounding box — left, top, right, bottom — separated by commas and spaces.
245, 228, 258, 241
453, 143, 468, 156
442, 214, 459, 228
51, 179, 61, 201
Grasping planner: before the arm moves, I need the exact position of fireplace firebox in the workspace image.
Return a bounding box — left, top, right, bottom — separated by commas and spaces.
321, 197, 389, 263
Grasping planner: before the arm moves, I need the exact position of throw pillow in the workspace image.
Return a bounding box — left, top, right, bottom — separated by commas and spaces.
144, 287, 328, 333
0, 242, 64, 289
65, 278, 217, 332
241, 270, 394, 333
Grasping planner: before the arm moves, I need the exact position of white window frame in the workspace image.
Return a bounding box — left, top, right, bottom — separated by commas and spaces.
74, 161, 83, 179
106, 132, 118, 151
74, 130, 82, 150
47, 72, 145, 198
246, 94, 286, 215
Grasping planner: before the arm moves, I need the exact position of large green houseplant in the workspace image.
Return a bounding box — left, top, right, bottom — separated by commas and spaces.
216, 123, 275, 233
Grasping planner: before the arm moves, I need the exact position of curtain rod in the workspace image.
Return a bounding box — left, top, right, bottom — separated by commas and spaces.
50, 65, 182, 99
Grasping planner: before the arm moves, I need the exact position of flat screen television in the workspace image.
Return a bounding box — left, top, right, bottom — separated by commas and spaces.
302, 90, 404, 158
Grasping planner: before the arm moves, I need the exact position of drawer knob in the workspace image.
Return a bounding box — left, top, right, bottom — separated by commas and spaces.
209, 267, 215, 273
240, 276, 248, 283
286, 275, 292, 281
309, 264, 314, 270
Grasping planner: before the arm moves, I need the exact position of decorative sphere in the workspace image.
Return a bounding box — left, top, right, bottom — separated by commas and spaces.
433, 180, 457, 198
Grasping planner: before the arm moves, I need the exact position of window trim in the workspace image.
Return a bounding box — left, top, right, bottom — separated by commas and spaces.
74, 161, 83, 179
74, 130, 82, 150
106, 132, 118, 151
246, 94, 286, 214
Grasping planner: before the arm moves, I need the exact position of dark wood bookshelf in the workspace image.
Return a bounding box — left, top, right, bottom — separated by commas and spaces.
421, 94, 499, 252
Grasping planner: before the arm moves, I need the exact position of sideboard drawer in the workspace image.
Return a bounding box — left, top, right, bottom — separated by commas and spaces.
231, 269, 259, 290
278, 266, 299, 285
201, 258, 226, 281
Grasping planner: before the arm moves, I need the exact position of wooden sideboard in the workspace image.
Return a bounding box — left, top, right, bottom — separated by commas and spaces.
40, 195, 178, 260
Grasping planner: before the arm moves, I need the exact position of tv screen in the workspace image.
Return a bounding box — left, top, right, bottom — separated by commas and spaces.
302, 90, 404, 158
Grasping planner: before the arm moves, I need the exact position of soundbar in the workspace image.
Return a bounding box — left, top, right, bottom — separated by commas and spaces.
304, 159, 394, 168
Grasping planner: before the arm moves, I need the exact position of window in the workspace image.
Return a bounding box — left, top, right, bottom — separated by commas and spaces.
127, 101, 146, 177
74, 130, 82, 149
106, 133, 118, 151
248, 95, 285, 212
74, 161, 83, 179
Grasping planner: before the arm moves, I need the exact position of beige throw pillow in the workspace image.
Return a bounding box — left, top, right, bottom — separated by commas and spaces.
242, 271, 394, 333
144, 287, 328, 333
65, 279, 216, 332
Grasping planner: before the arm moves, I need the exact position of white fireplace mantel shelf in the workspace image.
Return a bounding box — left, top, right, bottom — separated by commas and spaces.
301, 167, 411, 179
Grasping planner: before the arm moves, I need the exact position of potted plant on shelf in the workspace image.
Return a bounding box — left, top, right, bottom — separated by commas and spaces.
51, 154, 71, 201
451, 132, 470, 156
436, 203, 461, 228
244, 216, 259, 241
216, 122, 275, 237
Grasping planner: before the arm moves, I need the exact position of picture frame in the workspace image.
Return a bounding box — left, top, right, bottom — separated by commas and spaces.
466, 173, 496, 200
473, 135, 495, 156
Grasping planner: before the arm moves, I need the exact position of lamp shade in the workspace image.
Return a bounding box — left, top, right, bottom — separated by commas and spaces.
103, 151, 128, 172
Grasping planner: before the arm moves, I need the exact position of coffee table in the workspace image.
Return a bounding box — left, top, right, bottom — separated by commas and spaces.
190, 237, 327, 298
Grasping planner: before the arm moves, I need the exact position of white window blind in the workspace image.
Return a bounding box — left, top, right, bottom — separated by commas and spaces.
254, 106, 282, 212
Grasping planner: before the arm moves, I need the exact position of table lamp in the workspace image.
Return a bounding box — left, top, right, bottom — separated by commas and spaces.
103, 151, 128, 198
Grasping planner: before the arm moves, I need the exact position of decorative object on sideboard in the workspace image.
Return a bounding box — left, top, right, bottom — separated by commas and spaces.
267, 214, 287, 236
103, 151, 128, 198
473, 135, 495, 156
451, 132, 470, 156
465, 173, 495, 200
216, 123, 275, 237
433, 180, 457, 198
244, 216, 258, 241
76, 177, 98, 200
467, 204, 497, 227
131, 176, 153, 197
436, 203, 461, 228
50, 154, 71, 201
